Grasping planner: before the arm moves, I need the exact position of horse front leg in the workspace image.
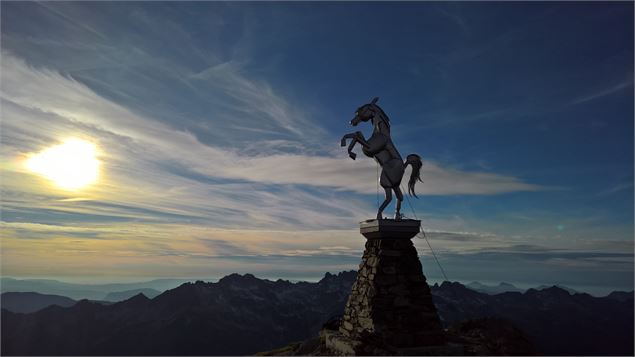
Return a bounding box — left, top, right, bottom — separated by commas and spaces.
341, 132, 365, 160
340, 133, 356, 147
347, 140, 358, 160
350, 131, 374, 160
353, 131, 370, 149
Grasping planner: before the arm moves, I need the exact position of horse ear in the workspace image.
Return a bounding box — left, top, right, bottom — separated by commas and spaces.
371, 97, 379, 104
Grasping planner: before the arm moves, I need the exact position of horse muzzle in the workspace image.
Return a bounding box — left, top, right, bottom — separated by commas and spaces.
350, 117, 361, 126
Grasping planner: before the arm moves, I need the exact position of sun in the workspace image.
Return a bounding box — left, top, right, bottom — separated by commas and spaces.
26, 139, 101, 190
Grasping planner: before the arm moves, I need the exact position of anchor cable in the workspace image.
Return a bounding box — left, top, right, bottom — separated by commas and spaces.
376, 161, 379, 208
401, 184, 450, 283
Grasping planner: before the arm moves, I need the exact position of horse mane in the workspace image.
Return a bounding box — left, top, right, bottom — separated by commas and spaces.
371, 104, 391, 130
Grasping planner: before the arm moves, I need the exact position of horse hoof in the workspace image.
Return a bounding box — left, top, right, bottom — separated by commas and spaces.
349, 152, 357, 160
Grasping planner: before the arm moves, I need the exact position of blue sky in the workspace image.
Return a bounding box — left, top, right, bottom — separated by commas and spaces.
1, 2, 633, 294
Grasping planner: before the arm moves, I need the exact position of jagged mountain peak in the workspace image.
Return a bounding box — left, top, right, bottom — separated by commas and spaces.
466, 281, 524, 295
526, 285, 571, 297
218, 273, 264, 285
319, 270, 356, 283
607, 290, 634, 302
439, 281, 471, 290
535, 284, 578, 294
122, 292, 150, 304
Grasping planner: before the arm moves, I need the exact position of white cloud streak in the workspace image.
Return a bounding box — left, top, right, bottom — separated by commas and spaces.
570, 78, 633, 105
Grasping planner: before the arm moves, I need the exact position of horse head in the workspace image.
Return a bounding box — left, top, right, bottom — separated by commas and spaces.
350, 97, 379, 126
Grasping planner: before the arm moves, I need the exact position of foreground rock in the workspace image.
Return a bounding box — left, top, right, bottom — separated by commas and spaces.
258, 318, 536, 356
445, 318, 537, 356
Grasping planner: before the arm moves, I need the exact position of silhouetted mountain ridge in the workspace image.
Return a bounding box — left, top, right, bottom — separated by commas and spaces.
607, 290, 635, 302
2, 272, 356, 355
466, 281, 524, 294
431, 282, 633, 355
0, 292, 76, 313
103, 288, 161, 302
464, 281, 594, 296
534, 284, 579, 295
1, 271, 632, 356
0, 277, 189, 300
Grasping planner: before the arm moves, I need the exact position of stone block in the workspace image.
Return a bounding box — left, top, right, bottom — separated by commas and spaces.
394, 296, 411, 308
389, 284, 409, 295
378, 249, 403, 257
358, 317, 374, 330
382, 266, 397, 274
374, 274, 397, 285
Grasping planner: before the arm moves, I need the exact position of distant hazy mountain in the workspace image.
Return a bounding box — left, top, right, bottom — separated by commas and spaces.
466, 281, 524, 294
535, 284, 578, 294
0, 277, 190, 300
606, 290, 635, 302
2, 272, 632, 356
103, 288, 162, 301
1, 292, 76, 313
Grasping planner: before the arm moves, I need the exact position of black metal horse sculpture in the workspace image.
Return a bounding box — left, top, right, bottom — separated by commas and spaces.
341, 97, 423, 220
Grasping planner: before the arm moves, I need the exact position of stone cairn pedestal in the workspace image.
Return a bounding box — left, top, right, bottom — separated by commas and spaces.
321, 219, 459, 355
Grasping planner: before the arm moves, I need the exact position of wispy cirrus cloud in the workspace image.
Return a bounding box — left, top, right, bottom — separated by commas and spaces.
570, 78, 633, 105
188, 60, 325, 141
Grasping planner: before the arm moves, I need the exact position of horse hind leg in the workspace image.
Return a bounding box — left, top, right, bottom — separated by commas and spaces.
394, 186, 404, 220
377, 187, 392, 220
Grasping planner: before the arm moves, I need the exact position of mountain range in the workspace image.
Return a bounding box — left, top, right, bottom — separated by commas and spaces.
1, 272, 633, 355
465, 281, 525, 295
0, 289, 164, 316
430, 281, 633, 355
2, 272, 356, 355
0, 276, 611, 301
102, 288, 162, 301
0, 277, 188, 300
0, 292, 76, 313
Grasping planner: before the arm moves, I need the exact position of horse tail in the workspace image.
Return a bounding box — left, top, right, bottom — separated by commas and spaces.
405, 154, 423, 197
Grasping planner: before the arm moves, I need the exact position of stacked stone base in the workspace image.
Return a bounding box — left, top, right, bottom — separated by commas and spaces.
326, 219, 452, 355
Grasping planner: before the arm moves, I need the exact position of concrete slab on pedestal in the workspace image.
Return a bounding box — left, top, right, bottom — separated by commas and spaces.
360, 219, 421, 239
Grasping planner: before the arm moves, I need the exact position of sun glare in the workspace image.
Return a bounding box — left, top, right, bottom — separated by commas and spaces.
26, 139, 100, 190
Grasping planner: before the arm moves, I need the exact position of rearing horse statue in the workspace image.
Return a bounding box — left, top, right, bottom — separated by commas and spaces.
341, 97, 423, 220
